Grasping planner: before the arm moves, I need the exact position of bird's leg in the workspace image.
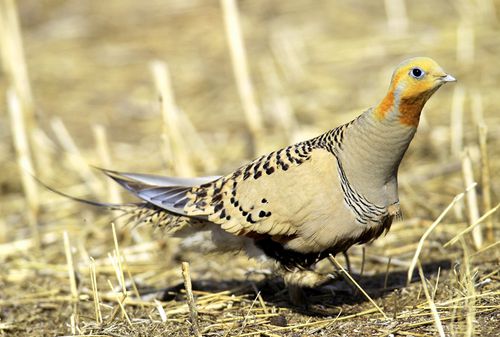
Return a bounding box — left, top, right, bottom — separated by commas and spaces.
342, 251, 351, 274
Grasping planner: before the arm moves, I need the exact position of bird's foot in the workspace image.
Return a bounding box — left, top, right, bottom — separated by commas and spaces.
283, 269, 340, 288
287, 284, 308, 307
283, 269, 341, 306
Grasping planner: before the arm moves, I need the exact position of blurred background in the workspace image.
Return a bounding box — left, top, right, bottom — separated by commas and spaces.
0, 0, 499, 336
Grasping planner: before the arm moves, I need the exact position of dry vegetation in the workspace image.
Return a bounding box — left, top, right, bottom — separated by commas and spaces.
1, 0, 499, 336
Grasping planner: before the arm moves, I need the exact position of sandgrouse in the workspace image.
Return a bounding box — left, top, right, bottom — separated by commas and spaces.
83, 57, 455, 301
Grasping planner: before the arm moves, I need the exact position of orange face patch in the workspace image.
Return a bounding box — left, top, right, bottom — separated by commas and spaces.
374, 90, 394, 120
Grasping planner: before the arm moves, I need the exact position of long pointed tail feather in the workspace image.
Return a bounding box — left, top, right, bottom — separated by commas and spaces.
35, 175, 198, 234
33, 175, 129, 210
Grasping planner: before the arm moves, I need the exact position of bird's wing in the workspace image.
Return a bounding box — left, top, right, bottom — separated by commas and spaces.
101, 169, 220, 187
184, 138, 343, 240
102, 124, 350, 240
100, 169, 220, 216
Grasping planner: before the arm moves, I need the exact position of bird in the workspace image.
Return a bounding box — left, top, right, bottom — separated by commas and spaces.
64, 57, 456, 304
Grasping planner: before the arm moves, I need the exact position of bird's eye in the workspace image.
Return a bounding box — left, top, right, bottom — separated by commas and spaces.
410, 67, 425, 79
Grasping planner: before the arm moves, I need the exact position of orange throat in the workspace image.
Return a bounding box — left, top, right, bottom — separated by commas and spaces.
398, 96, 426, 127
375, 91, 426, 127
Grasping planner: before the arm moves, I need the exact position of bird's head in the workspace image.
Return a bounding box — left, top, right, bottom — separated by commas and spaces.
375, 57, 456, 126
390, 57, 456, 98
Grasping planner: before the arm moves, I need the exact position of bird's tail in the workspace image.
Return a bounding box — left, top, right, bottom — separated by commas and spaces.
36, 177, 192, 233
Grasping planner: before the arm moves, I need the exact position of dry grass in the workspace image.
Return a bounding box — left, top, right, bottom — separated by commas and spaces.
1, 0, 499, 336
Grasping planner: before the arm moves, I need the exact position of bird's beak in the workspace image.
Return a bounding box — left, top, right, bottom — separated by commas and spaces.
440, 74, 457, 82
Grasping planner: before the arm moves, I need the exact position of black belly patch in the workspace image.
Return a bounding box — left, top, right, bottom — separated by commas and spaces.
254, 237, 337, 270
254, 215, 394, 270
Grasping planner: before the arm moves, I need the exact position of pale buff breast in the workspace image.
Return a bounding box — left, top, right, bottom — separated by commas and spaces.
280, 149, 390, 254
241, 148, 368, 253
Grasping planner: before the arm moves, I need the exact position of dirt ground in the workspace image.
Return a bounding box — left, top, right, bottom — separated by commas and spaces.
1, 1, 499, 336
